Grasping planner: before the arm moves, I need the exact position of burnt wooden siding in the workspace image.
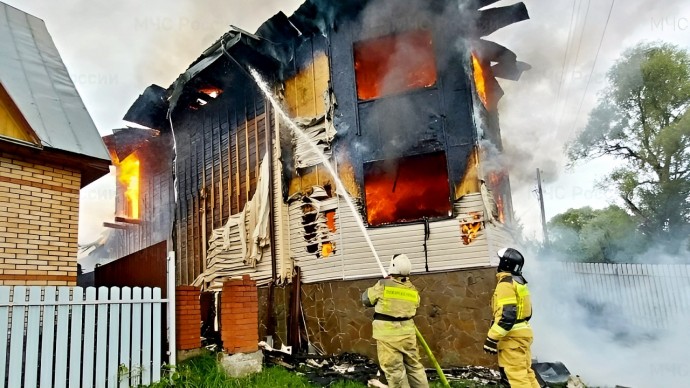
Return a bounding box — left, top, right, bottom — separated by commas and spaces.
112, 134, 174, 259
173, 85, 272, 285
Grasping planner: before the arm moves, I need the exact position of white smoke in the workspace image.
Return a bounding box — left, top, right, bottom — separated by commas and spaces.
524, 248, 690, 387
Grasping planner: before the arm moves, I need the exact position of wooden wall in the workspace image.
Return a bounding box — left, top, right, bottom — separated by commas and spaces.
284, 52, 335, 197
111, 134, 174, 260
173, 86, 272, 285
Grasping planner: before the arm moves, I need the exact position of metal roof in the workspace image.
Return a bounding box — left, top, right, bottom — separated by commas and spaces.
0, 2, 110, 162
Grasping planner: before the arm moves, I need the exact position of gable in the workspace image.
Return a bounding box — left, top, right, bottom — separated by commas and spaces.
0, 82, 40, 146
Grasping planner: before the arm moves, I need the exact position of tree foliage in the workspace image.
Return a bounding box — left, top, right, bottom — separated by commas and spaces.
568, 42, 690, 246
547, 206, 648, 263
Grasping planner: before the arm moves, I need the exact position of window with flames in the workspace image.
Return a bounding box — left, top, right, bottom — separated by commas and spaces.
364, 151, 452, 226
354, 29, 438, 100
117, 154, 140, 219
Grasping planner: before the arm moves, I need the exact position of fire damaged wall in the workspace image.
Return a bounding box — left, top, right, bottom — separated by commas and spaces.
97, 131, 175, 261
258, 267, 499, 368
171, 57, 276, 286
327, 1, 504, 218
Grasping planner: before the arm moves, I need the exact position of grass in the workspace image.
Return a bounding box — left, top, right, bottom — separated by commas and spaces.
144, 353, 491, 388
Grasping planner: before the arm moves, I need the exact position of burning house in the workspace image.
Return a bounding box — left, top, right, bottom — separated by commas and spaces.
88, 0, 530, 366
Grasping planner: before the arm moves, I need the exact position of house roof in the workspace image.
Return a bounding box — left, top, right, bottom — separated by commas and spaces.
0, 2, 110, 162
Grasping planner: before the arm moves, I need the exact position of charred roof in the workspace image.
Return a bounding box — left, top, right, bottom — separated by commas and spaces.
123, 0, 530, 128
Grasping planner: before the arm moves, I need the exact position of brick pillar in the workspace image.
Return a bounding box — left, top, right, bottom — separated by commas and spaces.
175, 286, 201, 351
221, 275, 258, 354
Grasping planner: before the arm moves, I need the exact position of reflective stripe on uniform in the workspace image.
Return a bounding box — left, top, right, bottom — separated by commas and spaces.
489, 321, 531, 339
497, 296, 518, 306
516, 283, 530, 319
383, 287, 419, 303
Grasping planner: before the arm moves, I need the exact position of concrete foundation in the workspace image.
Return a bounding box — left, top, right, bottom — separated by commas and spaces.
220, 350, 264, 378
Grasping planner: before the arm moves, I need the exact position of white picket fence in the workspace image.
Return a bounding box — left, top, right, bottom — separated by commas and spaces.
0, 286, 167, 388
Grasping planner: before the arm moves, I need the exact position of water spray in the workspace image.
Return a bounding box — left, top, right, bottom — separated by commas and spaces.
249, 66, 450, 388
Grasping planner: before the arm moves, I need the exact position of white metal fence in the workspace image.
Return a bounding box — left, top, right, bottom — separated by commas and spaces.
549, 262, 690, 330
0, 286, 167, 388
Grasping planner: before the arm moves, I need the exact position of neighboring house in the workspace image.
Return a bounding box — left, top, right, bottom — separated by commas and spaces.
88, 0, 530, 366
0, 3, 111, 286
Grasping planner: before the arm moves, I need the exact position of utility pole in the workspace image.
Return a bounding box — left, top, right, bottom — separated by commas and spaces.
536, 168, 549, 246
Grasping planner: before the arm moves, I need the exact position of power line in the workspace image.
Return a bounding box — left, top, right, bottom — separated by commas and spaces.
570, 0, 592, 76
556, 0, 589, 132
571, 0, 617, 134
555, 0, 580, 106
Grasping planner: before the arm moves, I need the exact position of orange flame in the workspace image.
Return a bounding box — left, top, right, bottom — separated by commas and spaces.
487, 172, 506, 224
322, 242, 334, 258
472, 54, 488, 108
118, 155, 140, 219
496, 195, 505, 224
354, 30, 438, 100
364, 153, 451, 226
461, 213, 482, 245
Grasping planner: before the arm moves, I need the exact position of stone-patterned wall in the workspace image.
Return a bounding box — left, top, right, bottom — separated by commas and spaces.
259, 267, 498, 367
258, 285, 289, 347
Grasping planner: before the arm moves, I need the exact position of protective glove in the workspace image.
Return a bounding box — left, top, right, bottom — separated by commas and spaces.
483, 337, 498, 354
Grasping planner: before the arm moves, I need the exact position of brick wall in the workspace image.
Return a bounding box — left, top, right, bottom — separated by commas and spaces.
221, 275, 259, 354
0, 152, 81, 286
176, 286, 201, 351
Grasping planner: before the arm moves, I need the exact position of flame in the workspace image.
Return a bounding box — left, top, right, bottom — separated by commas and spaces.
496, 194, 505, 224
117, 154, 140, 219
365, 152, 451, 226
461, 213, 482, 245
199, 86, 222, 98
322, 242, 334, 257
354, 29, 438, 100
472, 54, 488, 108
487, 172, 507, 224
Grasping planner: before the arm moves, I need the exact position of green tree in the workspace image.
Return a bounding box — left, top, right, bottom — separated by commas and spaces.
547, 206, 648, 263
568, 42, 690, 248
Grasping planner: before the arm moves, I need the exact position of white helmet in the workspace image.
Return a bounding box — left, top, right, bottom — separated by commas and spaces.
388, 254, 412, 276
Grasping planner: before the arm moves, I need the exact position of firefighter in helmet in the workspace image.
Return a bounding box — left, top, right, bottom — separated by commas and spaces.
484, 248, 540, 388
362, 254, 429, 388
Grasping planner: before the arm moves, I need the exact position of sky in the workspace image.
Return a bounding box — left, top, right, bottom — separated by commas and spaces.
3, 0, 690, 244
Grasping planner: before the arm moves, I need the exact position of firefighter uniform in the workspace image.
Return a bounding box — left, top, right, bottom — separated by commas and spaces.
487, 271, 540, 388
362, 276, 429, 388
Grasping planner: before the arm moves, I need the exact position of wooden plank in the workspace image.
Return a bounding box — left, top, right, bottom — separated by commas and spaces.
103, 222, 129, 229
0, 287, 10, 387
69, 287, 85, 388
152, 287, 162, 382
201, 134, 208, 274
131, 287, 142, 386
107, 287, 121, 388
218, 120, 225, 225
141, 287, 153, 385
24, 287, 42, 387
245, 104, 251, 201
227, 112, 234, 217
254, 101, 260, 182
54, 287, 71, 387
119, 287, 132, 388
40, 286, 57, 388
95, 287, 109, 387
8, 286, 26, 387
82, 287, 97, 387
234, 111, 241, 212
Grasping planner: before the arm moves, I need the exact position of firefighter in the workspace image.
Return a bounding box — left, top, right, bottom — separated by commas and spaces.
362, 254, 429, 388
483, 248, 540, 388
